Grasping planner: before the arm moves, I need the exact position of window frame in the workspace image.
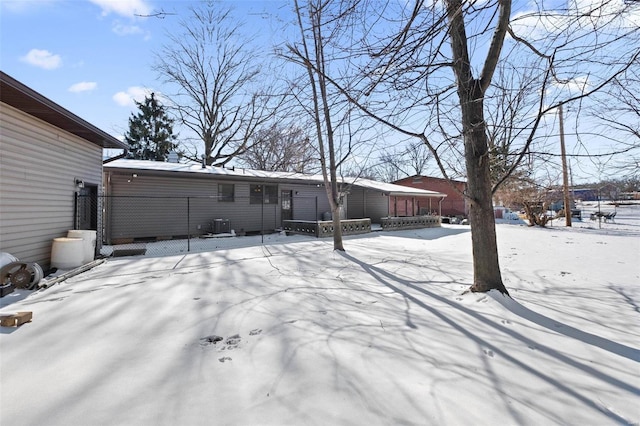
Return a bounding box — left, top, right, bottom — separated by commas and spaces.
217, 183, 235, 202
250, 184, 278, 204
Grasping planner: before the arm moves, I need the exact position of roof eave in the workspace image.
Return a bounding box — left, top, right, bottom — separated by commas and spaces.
388, 191, 447, 198
0, 71, 128, 150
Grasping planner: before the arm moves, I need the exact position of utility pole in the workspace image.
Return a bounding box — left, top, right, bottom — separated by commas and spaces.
559, 104, 572, 227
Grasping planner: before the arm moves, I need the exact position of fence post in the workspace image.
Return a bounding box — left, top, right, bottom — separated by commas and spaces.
187, 197, 191, 252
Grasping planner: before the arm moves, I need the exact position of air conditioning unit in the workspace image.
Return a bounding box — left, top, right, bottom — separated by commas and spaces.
213, 219, 230, 234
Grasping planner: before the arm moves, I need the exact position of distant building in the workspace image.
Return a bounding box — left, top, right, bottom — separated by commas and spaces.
393, 175, 468, 217
102, 160, 447, 242
572, 188, 598, 202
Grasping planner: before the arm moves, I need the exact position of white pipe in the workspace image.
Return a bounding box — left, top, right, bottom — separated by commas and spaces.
38, 258, 106, 289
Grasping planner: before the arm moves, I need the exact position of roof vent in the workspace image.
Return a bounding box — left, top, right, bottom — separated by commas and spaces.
167, 151, 179, 163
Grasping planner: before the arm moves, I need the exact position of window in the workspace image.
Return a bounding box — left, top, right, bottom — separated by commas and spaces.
264, 185, 278, 204
218, 183, 234, 202
250, 184, 278, 204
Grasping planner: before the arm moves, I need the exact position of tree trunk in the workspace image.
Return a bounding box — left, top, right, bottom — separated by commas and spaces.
331, 208, 345, 251
461, 82, 509, 295
325, 179, 345, 251
446, 0, 509, 295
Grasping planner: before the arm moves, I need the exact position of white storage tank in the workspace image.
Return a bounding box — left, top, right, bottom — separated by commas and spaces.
67, 230, 97, 264
51, 237, 84, 269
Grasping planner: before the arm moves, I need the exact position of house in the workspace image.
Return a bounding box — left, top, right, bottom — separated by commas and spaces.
393, 175, 468, 217
102, 159, 447, 243
0, 71, 127, 267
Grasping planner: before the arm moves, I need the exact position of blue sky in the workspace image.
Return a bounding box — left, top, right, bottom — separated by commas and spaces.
0, 0, 288, 139
1, 0, 638, 183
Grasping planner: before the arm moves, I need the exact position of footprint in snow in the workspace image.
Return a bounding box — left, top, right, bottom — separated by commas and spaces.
200, 335, 224, 346
200, 334, 242, 350
483, 349, 495, 357
225, 334, 241, 349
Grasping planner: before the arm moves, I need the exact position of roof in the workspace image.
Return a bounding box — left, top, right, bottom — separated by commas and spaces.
104, 159, 447, 198
393, 175, 467, 185
0, 71, 127, 149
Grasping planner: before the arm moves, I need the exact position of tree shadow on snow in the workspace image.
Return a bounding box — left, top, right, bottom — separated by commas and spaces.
340, 251, 639, 425
489, 292, 640, 363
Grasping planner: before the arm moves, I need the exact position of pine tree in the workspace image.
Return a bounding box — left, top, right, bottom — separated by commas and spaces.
124, 93, 178, 161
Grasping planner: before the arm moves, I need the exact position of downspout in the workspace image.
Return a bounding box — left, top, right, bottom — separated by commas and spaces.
438, 196, 444, 217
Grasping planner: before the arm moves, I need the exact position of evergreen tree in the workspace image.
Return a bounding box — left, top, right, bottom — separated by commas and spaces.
124, 93, 178, 161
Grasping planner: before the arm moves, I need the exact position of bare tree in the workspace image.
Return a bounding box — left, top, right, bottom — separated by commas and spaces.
299, 0, 639, 294
239, 124, 319, 173
495, 173, 559, 227
154, 1, 275, 166
588, 62, 640, 177
284, 0, 370, 251
404, 142, 433, 177
369, 141, 433, 182
372, 149, 405, 182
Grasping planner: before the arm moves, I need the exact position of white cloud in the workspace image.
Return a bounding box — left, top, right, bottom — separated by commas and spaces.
113, 86, 152, 107
68, 81, 98, 93
89, 0, 152, 18
112, 20, 143, 36
0, 0, 58, 13
20, 48, 62, 70
111, 20, 150, 39
552, 76, 591, 94
510, 0, 640, 39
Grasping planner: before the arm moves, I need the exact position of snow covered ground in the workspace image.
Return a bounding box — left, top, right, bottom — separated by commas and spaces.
1, 202, 639, 425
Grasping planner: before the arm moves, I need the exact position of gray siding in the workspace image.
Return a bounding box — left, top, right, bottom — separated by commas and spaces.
363, 192, 390, 223
284, 184, 329, 221
347, 187, 365, 219
0, 104, 103, 267
103, 169, 393, 242
104, 173, 322, 239
103, 173, 347, 240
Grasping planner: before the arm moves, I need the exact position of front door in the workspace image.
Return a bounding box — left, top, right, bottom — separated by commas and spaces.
76, 185, 98, 230
281, 190, 293, 224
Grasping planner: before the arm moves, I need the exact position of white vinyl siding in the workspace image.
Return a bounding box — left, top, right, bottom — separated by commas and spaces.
0, 103, 102, 267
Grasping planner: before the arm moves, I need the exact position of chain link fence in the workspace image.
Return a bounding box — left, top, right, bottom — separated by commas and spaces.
75, 194, 323, 258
